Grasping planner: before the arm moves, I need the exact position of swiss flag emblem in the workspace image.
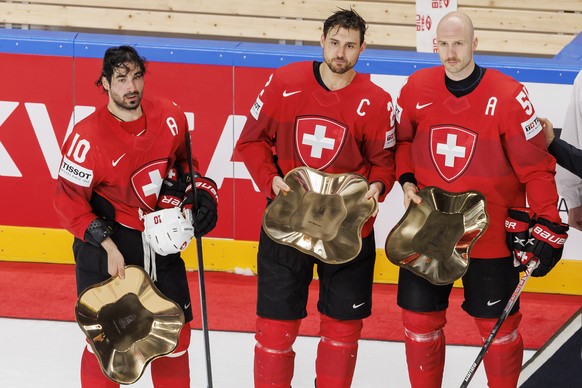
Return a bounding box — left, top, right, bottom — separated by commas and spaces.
429, 125, 477, 182
131, 159, 169, 211
295, 116, 347, 170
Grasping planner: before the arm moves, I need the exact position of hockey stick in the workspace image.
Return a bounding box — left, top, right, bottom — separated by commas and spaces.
459, 259, 538, 388
185, 129, 214, 388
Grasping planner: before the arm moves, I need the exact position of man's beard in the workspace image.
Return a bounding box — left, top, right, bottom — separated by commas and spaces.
325, 58, 353, 75
113, 93, 142, 111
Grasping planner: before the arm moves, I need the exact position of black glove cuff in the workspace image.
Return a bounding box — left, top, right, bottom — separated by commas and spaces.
398, 172, 417, 187
84, 218, 115, 247
536, 216, 569, 234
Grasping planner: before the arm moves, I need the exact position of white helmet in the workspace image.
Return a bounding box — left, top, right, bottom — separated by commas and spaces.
143, 207, 194, 256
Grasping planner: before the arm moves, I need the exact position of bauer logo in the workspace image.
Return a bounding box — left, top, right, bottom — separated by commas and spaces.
58, 156, 93, 187
521, 115, 542, 140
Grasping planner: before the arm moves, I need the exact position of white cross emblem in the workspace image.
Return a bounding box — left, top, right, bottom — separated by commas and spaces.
302, 124, 336, 158
436, 134, 466, 167
142, 170, 164, 199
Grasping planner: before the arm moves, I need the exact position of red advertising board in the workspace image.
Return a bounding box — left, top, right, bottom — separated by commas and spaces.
0, 53, 273, 242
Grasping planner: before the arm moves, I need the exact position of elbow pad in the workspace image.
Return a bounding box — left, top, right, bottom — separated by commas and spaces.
84, 218, 116, 247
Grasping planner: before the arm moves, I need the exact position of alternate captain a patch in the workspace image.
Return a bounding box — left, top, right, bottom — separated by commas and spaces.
429, 125, 477, 182
294, 116, 347, 170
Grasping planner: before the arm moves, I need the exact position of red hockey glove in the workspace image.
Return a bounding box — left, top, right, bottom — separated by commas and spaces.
505, 207, 536, 268
183, 176, 219, 237
528, 217, 569, 277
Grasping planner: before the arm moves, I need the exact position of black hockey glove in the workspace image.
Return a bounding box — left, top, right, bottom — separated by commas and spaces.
184, 176, 219, 237
505, 207, 536, 267
527, 217, 569, 277
156, 165, 189, 210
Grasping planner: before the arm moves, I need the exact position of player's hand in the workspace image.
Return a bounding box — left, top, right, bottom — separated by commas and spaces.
505, 207, 536, 267
567, 205, 582, 231
365, 182, 383, 217
101, 237, 125, 279
192, 176, 219, 237
272, 176, 291, 196
539, 117, 555, 148
402, 182, 422, 208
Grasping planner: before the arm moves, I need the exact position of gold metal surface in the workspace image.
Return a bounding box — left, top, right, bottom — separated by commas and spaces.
385, 186, 488, 285
75, 266, 185, 384
263, 166, 376, 264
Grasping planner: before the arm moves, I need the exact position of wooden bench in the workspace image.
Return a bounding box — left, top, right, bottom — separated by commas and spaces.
0, 0, 580, 57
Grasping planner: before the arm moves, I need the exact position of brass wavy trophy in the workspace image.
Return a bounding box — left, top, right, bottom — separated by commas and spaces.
75, 265, 185, 384
263, 166, 377, 264
385, 186, 488, 285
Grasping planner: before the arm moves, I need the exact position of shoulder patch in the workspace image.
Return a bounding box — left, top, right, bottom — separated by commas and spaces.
521, 115, 542, 140
58, 156, 93, 187
395, 101, 402, 124
384, 128, 396, 149
250, 95, 264, 120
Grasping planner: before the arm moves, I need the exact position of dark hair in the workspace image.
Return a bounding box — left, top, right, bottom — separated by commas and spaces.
323, 8, 367, 45
95, 45, 147, 90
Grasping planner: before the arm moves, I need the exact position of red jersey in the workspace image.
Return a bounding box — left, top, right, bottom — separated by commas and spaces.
236, 61, 396, 237
54, 96, 196, 239
395, 66, 560, 258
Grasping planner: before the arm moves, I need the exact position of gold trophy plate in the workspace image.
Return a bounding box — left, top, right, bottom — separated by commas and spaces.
385, 186, 488, 285
263, 166, 376, 264
75, 266, 185, 384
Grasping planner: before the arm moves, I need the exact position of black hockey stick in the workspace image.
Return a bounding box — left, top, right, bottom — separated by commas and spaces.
185, 129, 214, 388
459, 259, 538, 387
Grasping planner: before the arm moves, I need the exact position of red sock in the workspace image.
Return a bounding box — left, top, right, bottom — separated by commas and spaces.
254, 343, 296, 388
402, 309, 447, 388
315, 314, 362, 388
151, 321, 191, 387
254, 317, 301, 388
80, 346, 119, 388
151, 352, 190, 387
476, 313, 523, 388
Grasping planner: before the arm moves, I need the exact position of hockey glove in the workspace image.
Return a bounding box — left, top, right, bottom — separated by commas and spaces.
505, 207, 536, 268
183, 176, 219, 237
527, 217, 569, 277
157, 166, 189, 210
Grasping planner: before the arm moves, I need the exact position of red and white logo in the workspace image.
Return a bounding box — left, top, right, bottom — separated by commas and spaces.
295, 116, 347, 170
429, 125, 477, 182
131, 159, 169, 211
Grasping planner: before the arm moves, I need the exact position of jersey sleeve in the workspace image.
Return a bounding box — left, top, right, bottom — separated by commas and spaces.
364, 91, 396, 201
394, 77, 417, 183
235, 71, 283, 198
548, 137, 582, 178
53, 128, 103, 240
501, 83, 561, 222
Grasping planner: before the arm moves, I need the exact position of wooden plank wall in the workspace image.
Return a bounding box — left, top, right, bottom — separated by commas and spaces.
0, 0, 580, 56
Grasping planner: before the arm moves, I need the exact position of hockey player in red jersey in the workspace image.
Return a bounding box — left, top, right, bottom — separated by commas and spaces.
54, 46, 218, 387
236, 8, 396, 388
394, 12, 568, 388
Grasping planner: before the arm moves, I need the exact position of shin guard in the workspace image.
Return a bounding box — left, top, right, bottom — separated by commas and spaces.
254, 317, 301, 388
151, 322, 191, 388
475, 313, 523, 388
80, 345, 119, 388
315, 314, 363, 388
402, 309, 447, 388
